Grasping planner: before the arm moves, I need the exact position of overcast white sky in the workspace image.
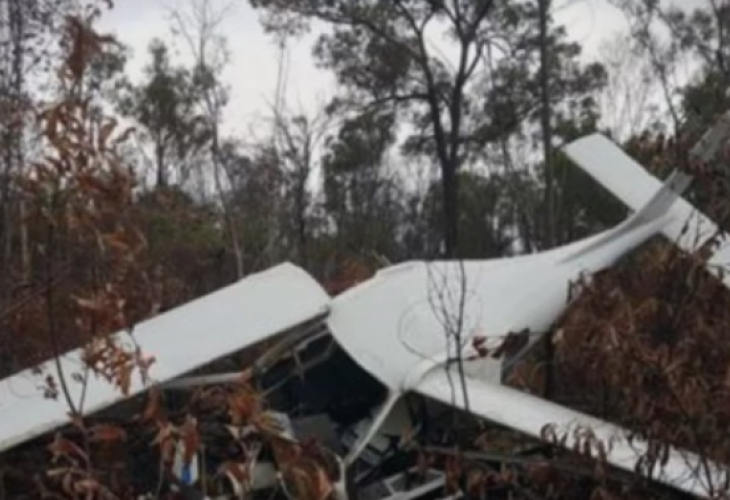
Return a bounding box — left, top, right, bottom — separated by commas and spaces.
95, 0, 641, 137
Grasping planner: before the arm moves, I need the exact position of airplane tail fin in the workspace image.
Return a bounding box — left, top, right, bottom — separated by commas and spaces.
622, 169, 693, 230
559, 136, 693, 263
563, 133, 722, 254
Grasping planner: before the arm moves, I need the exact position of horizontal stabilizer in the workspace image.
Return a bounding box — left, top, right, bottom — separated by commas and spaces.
557, 163, 690, 264
626, 169, 693, 229
564, 134, 730, 280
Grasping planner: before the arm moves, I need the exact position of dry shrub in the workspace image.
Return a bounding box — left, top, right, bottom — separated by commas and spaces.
1, 11, 157, 374
541, 235, 730, 500
0, 9, 343, 498
503, 130, 730, 498
0, 9, 161, 498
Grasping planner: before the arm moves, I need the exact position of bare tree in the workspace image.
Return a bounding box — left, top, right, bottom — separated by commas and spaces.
0, 0, 35, 294
538, 0, 555, 249
597, 33, 660, 141
609, 0, 693, 136
271, 107, 333, 268
169, 0, 245, 278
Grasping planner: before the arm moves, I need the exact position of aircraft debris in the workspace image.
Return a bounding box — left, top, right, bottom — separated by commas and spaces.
5, 129, 730, 498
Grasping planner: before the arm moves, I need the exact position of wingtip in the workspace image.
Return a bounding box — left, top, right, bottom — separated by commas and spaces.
563, 132, 613, 154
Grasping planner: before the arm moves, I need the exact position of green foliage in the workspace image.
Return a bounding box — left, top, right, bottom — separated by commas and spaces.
419, 170, 533, 258
116, 39, 211, 187
321, 110, 406, 261
250, 0, 609, 256
475, 4, 607, 147
134, 186, 227, 301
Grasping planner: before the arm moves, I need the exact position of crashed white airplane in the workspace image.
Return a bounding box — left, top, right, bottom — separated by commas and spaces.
1, 132, 729, 499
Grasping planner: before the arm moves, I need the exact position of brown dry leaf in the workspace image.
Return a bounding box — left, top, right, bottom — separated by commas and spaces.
101, 231, 131, 255
116, 361, 133, 396
227, 389, 260, 425
150, 422, 178, 465
88, 423, 127, 443
48, 433, 87, 463
312, 465, 334, 500
444, 454, 462, 493
73, 477, 100, 494
271, 439, 301, 468
218, 461, 249, 483
252, 411, 287, 437
179, 415, 201, 465
151, 422, 175, 447
141, 385, 162, 423
73, 295, 105, 313
282, 465, 315, 500
134, 346, 156, 385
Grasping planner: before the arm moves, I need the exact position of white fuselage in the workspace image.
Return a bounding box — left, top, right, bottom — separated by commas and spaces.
327, 213, 671, 393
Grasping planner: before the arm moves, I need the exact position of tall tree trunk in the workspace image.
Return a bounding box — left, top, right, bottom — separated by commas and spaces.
538, 0, 554, 250
0, 0, 30, 286
155, 140, 166, 187
538, 0, 555, 400
9, 0, 28, 283
0, 0, 28, 373
210, 126, 244, 279
1, 149, 14, 297
442, 161, 459, 259
295, 180, 308, 268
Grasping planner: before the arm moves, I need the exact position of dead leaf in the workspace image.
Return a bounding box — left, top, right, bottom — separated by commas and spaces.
48, 433, 87, 463
179, 415, 200, 465
88, 423, 127, 443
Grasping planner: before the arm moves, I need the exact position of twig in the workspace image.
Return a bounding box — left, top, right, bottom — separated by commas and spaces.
44, 219, 78, 418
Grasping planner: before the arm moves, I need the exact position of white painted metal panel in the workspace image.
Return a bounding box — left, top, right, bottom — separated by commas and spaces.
328, 260, 531, 391
0, 263, 330, 454
328, 202, 684, 394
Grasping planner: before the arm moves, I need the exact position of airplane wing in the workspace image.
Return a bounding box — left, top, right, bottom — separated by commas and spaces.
0, 262, 330, 454
414, 368, 722, 498
564, 134, 730, 286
